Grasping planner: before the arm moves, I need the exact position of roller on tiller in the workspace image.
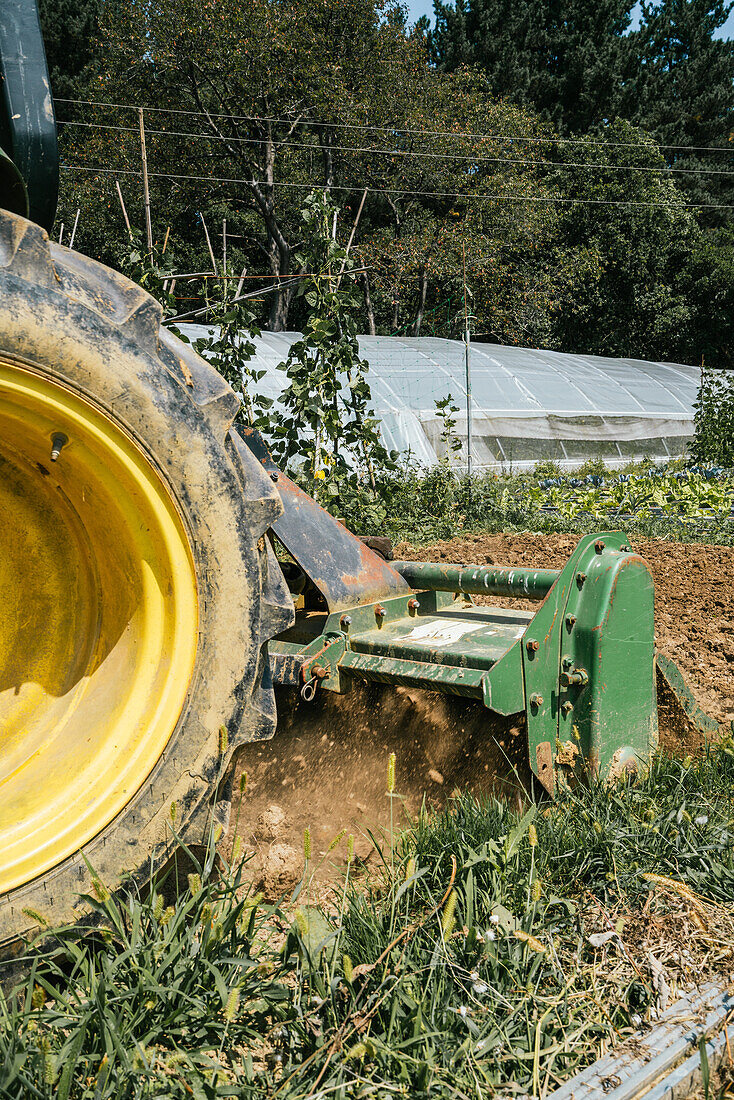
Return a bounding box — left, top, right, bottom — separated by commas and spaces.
0, 0, 720, 950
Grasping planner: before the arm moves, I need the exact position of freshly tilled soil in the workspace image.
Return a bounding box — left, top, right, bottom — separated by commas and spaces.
396, 533, 734, 728
231, 533, 733, 894
232, 684, 528, 895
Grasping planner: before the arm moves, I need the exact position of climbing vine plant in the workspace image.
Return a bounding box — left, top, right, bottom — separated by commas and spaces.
270, 191, 397, 524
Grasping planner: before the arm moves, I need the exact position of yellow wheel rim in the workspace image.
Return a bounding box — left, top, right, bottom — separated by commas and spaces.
0, 357, 199, 894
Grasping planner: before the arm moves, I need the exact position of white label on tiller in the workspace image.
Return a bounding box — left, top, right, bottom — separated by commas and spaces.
403, 618, 485, 648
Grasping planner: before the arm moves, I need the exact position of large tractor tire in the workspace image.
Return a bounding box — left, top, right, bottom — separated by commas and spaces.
0, 211, 293, 948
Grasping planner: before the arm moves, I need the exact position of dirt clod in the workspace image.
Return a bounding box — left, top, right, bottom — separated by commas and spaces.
256, 804, 287, 841
257, 842, 301, 899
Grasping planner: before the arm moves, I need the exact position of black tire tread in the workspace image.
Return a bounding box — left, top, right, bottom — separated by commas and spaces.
0, 212, 293, 948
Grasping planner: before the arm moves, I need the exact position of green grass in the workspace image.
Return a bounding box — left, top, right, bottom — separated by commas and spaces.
3, 742, 734, 1098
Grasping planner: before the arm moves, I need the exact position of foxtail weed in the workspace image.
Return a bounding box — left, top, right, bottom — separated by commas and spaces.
441, 888, 458, 936
224, 988, 240, 1023
387, 752, 396, 794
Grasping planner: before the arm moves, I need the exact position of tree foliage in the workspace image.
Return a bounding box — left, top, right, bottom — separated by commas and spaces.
548, 121, 697, 359
38, 0, 103, 99
74, 0, 427, 329
47, 0, 734, 367
627, 0, 734, 213
430, 0, 636, 133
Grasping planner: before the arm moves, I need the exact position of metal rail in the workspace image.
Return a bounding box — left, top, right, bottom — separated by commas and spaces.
392, 560, 559, 600
549, 982, 733, 1100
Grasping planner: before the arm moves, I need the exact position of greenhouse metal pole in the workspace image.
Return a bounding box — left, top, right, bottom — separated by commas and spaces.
464, 320, 472, 478
462, 242, 473, 478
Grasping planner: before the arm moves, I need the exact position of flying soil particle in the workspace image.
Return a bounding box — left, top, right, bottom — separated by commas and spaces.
231, 682, 530, 889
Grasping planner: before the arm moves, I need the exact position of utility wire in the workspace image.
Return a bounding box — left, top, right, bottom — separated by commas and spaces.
59, 163, 734, 210
55, 97, 734, 156
56, 118, 734, 178
166, 267, 369, 322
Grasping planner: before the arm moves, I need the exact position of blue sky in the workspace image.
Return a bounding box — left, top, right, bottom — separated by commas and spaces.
404, 0, 734, 37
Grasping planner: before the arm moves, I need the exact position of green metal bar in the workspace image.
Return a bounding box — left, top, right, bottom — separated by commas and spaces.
339, 650, 485, 698
392, 560, 559, 601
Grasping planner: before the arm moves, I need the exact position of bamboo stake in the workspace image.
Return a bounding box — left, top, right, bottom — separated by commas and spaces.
138, 107, 153, 252
115, 180, 133, 240
236, 265, 248, 298
462, 239, 473, 481
336, 188, 368, 288
68, 208, 80, 250
199, 213, 217, 273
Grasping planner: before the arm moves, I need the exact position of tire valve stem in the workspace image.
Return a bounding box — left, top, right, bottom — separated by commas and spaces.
50, 432, 68, 462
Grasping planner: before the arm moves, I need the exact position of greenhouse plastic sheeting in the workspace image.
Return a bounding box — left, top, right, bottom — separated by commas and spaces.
178, 327, 700, 470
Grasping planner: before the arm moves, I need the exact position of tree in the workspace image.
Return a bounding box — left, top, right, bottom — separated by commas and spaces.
37, 0, 103, 99
430, 0, 636, 134
549, 120, 697, 360
624, 0, 734, 215
350, 68, 564, 345
60, 0, 568, 342
677, 223, 734, 367
82, 0, 426, 330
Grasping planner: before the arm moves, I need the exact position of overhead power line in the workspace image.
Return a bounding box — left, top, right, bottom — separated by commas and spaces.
55, 97, 734, 157
56, 118, 734, 178
59, 163, 734, 210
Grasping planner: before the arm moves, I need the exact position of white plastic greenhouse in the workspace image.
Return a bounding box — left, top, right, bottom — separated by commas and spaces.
179, 327, 700, 471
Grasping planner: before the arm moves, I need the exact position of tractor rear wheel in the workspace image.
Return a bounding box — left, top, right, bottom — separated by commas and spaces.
0, 211, 292, 948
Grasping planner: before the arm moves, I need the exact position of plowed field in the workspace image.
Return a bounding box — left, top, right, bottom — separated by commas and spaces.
232, 534, 733, 891
396, 533, 734, 727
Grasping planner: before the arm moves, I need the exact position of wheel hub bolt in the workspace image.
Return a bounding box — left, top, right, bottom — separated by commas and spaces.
530, 693, 544, 708
526, 639, 539, 653
407, 597, 420, 612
